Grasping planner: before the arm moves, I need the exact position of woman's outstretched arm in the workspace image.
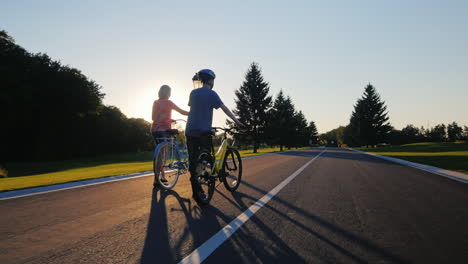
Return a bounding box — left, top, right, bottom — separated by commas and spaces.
173, 103, 189, 116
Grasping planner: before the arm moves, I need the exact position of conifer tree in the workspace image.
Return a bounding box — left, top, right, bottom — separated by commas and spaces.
347, 83, 391, 147
308, 121, 319, 145
230, 62, 272, 153
267, 91, 296, 151
291, 110, 308, 148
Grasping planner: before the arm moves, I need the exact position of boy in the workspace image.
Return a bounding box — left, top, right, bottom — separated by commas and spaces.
185, 69, 244, 202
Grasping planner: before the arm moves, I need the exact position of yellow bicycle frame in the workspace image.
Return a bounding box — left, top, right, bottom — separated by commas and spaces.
212, 136, 229, 176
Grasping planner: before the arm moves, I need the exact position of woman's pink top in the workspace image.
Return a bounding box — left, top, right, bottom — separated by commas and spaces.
151, 99, 175, 132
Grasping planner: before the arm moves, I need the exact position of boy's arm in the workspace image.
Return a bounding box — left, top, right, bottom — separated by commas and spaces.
220, 104, 245, 128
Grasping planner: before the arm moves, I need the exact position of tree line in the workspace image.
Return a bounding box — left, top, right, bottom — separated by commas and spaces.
4, 27, 463, 162
320, 83, 468, 147
1, 30, 154, 162
229, 63, 318, 152
1, 31, 318, 162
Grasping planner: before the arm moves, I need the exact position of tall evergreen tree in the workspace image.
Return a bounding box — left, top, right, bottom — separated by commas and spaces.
347, 83, 391, 147
291, 110, 309, 148
308, 121, 319, 145
266, 91, 296, 151
230, 62, 272, 153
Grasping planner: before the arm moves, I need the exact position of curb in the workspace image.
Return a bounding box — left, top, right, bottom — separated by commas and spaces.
349, 148, 468, 184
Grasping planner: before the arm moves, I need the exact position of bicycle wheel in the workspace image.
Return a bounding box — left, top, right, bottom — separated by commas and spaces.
222, 147, 242, 192
153, 142, 180, 190
195, 151, 215, 205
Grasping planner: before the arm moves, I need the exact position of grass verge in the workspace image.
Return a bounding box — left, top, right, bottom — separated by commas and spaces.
238, 147, 306, 157
0, 162, 152, 193
357, 142, 468, 174
0, 147, 307, 192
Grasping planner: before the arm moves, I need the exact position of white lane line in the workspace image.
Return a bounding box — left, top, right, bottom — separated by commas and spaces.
179, 149, 326, 264
348, 148, 468, 184
0, 149, 314, 201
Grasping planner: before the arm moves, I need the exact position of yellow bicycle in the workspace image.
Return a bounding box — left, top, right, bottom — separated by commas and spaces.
195, 127, 242, 205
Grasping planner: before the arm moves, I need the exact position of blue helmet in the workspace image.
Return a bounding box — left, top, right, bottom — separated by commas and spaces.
192, 69, 216, 88
198, 69, 216, 79
192, 69, 215, 81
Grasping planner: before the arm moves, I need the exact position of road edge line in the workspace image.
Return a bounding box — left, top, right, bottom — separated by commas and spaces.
348, 148, 468, 184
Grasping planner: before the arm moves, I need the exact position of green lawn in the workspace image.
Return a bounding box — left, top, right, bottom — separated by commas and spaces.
357, 142, 468, 174
0, 162, 153, 192
0, 147, 307, 192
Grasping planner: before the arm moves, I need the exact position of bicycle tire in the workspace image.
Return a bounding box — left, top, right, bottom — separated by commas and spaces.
221, 147, 242, 192
194, 151, 215, 205
153, 142, 180, 190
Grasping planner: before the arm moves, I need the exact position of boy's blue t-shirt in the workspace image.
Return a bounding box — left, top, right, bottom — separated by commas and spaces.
185, 87, 223, 137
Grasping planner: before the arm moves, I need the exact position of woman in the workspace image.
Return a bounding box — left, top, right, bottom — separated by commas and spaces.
152, 85, 188, 185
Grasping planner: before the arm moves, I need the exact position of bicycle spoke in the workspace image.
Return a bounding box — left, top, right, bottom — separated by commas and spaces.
154, 142, 181, 190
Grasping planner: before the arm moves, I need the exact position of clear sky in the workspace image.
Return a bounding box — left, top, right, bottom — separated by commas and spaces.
2, 0, 467, 133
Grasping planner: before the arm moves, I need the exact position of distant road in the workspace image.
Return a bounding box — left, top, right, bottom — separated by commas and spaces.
1, 148, 467, 264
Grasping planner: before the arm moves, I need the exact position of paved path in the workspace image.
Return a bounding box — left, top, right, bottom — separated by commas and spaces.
1, 148, 467, 263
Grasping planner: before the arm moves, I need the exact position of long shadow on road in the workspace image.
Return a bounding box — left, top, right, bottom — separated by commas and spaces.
140, 186, 310, 263
140, 188, 234, 263
222, 148, 410, 263
220, 182, 410, 264
140, 148, 410, 264
140, 188, 189, 264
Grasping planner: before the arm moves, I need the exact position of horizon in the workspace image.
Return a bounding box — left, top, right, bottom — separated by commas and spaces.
2, 1, 467, 133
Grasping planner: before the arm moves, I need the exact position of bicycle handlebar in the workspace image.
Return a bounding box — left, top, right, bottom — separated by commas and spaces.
212, 127, 244, 134
212, 127, 231, 131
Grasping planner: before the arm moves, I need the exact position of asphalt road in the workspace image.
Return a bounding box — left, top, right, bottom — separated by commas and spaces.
1, 148, 467, 264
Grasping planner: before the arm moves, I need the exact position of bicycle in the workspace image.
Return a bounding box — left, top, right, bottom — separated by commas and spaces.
152, 120, 189, 190
194, 127, 243, 205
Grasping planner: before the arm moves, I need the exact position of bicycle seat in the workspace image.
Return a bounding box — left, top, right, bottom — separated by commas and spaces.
166, 129, 179, 136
